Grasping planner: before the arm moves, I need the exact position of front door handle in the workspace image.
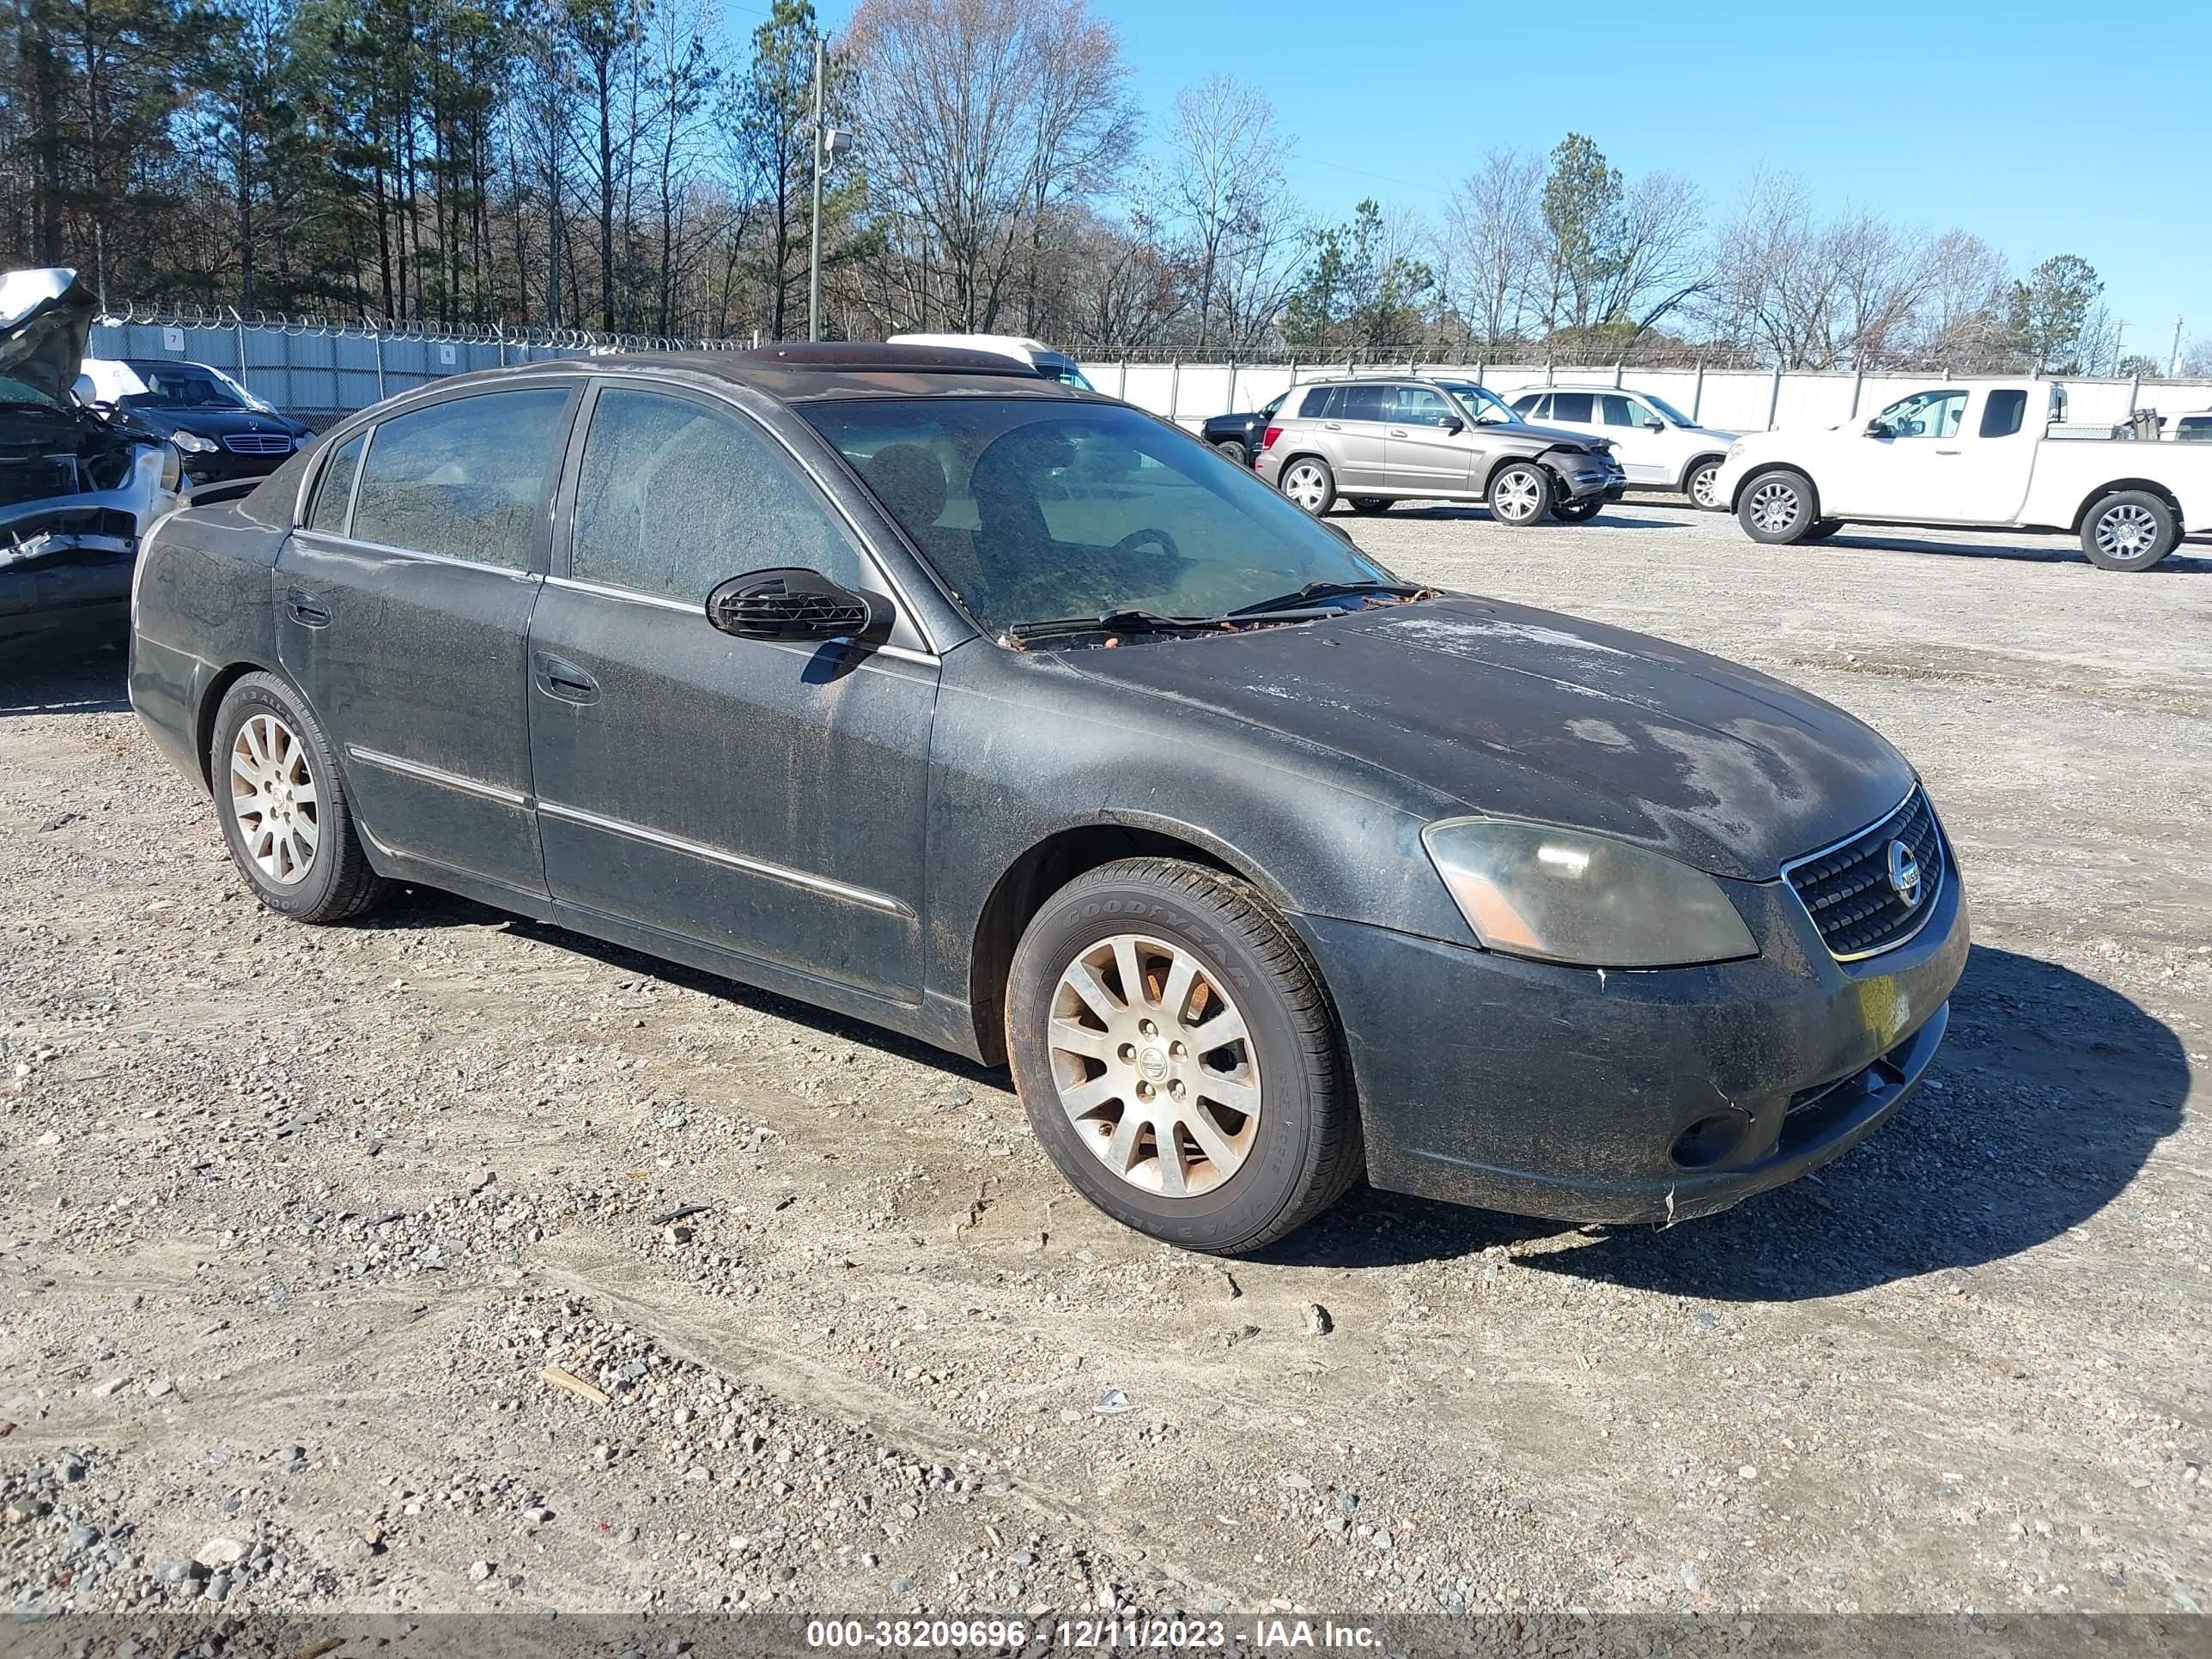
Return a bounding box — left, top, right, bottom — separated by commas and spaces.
1934, 447, 1962, 455
1388, 427, 1409, 437
1322, 422, 1343, 430
286, 586, 331, 628
534, 653, 600, 705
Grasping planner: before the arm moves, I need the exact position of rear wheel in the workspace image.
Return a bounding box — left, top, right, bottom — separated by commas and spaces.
1487, 461, 1552, 526
1348, 496, 1392, 515
1550, 496, 1604, 523
1685, 457, 1725, 510
1737, 469, 1818, 544
209, 672, 385, 924
1800, 518, 1843, 544
1006, 858, 1362, 1255
2081, 489, 2179, 571
1278, 456, 1336, 516
1213, 439, 1249, 467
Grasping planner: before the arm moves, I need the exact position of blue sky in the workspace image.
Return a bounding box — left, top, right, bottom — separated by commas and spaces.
797, 0, 2208, 359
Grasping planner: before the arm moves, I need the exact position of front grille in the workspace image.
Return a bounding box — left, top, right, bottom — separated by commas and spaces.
223, 433, 292, 454
1783, 787, 1945, 960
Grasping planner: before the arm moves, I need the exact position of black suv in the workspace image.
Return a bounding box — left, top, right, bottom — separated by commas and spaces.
1199, 392, 1287, 466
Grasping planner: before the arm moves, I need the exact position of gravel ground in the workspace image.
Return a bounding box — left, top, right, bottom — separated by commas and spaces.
1, 498, 2206, 1626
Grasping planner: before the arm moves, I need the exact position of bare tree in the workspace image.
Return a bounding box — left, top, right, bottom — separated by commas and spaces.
1595, 167, 1709, 337
848, 0, 1135, 333
1441, 149, 1541, 349
1155, 74, 1295, 349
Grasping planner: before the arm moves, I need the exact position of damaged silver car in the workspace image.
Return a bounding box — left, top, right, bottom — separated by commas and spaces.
3, 267, 184, 653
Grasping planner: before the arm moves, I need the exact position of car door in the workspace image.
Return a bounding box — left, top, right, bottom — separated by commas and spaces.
1384, 384, 1475, 494
526, 380, 938, 1003
276, 382, 578, 899
1827, 388, 1972, 519
1597, 392, 1669, 483
1322, 383, 1395, 489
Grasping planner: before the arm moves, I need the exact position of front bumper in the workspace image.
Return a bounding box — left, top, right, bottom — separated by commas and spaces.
1293, 853, 1969, 1224
1557, 458, 1628, 503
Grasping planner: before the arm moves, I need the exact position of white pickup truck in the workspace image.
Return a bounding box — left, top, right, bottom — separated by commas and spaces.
1712, 380, 2211, 571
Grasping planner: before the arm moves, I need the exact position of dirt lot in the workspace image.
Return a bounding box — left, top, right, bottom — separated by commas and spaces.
2, 501, 2207, 1627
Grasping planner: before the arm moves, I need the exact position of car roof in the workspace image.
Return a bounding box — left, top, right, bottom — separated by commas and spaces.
425, 343, 1089, 406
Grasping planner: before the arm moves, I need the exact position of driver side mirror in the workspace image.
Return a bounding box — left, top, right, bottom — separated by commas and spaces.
1863, 420, 1888, 438
707, 567, 892, 644
1441, 416, 1465, 434
1643, 416, 1664, 431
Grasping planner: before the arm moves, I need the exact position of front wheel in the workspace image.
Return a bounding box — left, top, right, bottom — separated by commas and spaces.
1213, 439, 1249, 468
209, 672, 386, 924
2081, 489, 2179, 572
1737, 469, 1818, 544
1006, 858, 1363, 1255
1800, 518, 1844, 544
1550, 496, 1604, 523
1685, 458, 1725, 510
1278, 456, 1336, 516
1487, 461, 1553, 526
1348, 497, 1392, 515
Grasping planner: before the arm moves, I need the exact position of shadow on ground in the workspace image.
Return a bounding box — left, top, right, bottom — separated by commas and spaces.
1823, 531, 2212, 573
1267, 944, 2187, 1295
0, 641, 130, 718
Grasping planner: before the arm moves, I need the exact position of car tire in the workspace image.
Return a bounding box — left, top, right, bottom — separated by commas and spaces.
1278, 456, 1337, 516
1486, 461, 1552, 526
1348, 497, 1392, 515
1550, 496, 1603, 523
1685, 457, 1725, 510
209, 672, 386, 925
1006, 857, 1363, 1255
1213, 439, 1249, 467
2080, 489, 2179, 572
1800, 518, 1844, 544
1736, 468, 1818, 544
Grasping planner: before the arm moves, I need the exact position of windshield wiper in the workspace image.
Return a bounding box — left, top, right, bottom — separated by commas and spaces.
1229, 579, 1425, 617
1006, 608, 1218, 642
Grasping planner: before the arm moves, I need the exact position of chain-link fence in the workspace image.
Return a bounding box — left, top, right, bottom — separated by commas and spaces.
87, 307, 2212, 436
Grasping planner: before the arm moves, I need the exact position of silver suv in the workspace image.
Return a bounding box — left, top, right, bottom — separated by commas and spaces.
1252, 377, 1626, 524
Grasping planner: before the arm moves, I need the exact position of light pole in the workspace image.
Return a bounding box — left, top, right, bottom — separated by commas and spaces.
806, 36, 854, 343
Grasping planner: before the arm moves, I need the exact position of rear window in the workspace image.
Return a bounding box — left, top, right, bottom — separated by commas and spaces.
1979, 389, 2028, 438
2176, 416, 2212, 442
350, 388, 571, 569
1335, 385, 1394, 422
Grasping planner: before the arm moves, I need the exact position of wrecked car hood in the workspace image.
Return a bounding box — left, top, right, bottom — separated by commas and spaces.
1054, 597, 1916, 881
1, 268, 100, 405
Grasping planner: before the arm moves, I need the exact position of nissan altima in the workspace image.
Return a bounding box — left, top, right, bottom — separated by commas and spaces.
127, 343, 1969, 1255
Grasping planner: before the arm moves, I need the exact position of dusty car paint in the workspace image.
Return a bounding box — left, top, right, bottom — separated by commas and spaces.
129, 345, 1968, 1229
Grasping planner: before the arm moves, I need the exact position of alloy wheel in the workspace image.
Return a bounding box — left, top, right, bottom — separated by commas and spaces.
228, 712, 319, 885
1281, 463, 1328, 512
1689, 464, 1722, 508
2094, 502, 2159, 561
1493, 468, 1542, 522
1747, 479, 1802, 535
1046, 933, 1261, 1198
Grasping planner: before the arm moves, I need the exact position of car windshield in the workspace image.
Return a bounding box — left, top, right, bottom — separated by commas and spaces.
120, 362, 265, 410
800, 398, 1398, 637
1642, 392, 1696, 425
0, 371, 66, 408
1434, 382, 1519, 424
1035, 357, 1096, 392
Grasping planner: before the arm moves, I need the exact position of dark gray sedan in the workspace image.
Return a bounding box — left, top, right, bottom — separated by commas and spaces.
129, 343, 1968, 1255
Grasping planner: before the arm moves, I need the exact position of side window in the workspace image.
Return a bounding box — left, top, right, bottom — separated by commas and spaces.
306, 434, 364, 534
2177, 416, 2212, 443
1550, 392, 1595, 423
1259, 392, 1285, 418
1336, 385, 1393, 422
351, 388, 570, 569
1297, 386, 1335, 418
1510, 393, 1544, 418
1978, 390, 2028, 439
1872, 390, 1967, 440
1599, 394, 1640, 428
571, 387, 871, 603
1393, 386, 1455, 426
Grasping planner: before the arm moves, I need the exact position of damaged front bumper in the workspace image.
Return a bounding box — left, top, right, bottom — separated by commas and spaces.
2, 446, 179, 653
1292, 857, 1970, 1225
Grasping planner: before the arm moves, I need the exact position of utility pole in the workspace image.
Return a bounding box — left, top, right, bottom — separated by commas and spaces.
2111, 319, 2127, 377
808, 35, 824, 343
2172, 316, 2186, 378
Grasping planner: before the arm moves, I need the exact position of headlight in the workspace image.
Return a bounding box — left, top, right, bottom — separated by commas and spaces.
1421, 817, 1758, 969
169, 429, 220, 453
1726, 441, 1745, 459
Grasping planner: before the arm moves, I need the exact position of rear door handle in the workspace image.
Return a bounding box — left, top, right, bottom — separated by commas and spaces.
534, 653, 600, 705
286, 586, 331, 628
1935, 447, 1962, 455
1322, 422, 1342, 430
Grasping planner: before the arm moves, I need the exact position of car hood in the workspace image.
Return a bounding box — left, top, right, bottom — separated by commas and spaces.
1054, 596, 1915, 881
0, 268, 99, 406
1483, 419, 1610, 453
